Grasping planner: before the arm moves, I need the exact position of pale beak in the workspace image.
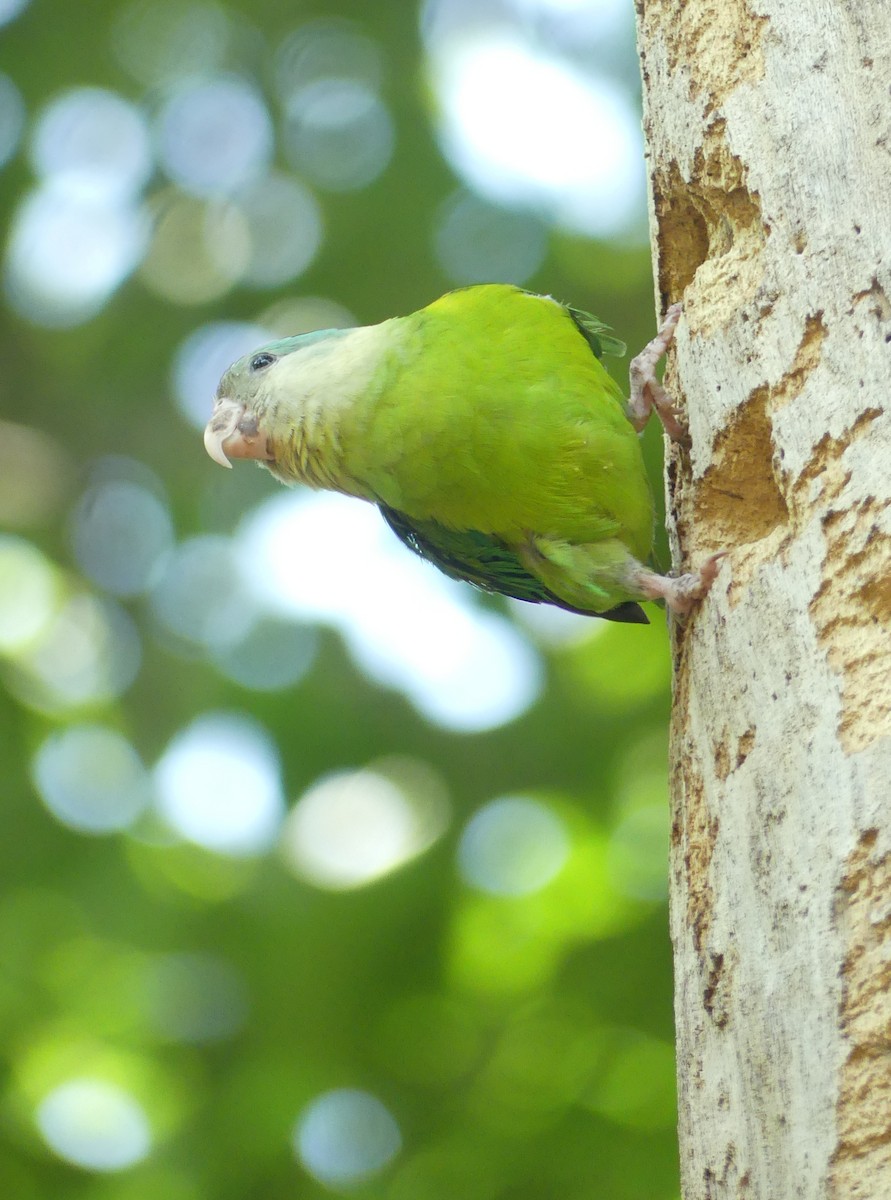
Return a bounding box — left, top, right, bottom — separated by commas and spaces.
204, 399, 272, 468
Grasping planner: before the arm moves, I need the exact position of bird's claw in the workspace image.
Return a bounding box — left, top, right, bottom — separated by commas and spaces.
662, 551, 728, 614
628, 302, 688, 443
631, 551, 727, 615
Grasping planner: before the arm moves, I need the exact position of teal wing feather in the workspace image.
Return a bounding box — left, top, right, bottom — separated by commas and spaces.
566, 305, 626, 359
378, 505, 648, 624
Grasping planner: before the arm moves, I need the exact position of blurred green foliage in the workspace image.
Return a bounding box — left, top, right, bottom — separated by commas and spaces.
0, 0, 681, 1196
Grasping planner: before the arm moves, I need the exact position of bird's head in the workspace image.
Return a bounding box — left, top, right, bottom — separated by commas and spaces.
203, 328, 355, 472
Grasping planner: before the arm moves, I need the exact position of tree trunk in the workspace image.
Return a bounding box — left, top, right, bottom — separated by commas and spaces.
635, 1, 891, 1195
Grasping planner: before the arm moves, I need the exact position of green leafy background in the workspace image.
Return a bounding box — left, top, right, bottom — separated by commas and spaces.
0, 1, 681, 1196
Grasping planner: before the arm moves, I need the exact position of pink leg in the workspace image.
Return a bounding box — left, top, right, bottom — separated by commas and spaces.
630, 552, 727, 615
627, 302, 688, 444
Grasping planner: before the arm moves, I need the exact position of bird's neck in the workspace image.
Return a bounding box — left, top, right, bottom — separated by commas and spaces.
266, 321, 395, 495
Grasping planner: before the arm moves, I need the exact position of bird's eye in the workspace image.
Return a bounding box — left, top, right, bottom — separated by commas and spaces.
250, 352, 276, 372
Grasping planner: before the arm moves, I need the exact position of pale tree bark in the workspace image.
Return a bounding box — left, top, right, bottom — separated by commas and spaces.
635, 1, 891, 1196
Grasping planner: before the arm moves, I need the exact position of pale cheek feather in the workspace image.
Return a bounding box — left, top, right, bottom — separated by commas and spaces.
262, 324, 390, 498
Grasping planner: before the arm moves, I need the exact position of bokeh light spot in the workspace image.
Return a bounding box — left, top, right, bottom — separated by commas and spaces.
36, 1077, 151, 1171
425, 25, 644, 236
0, 535, 58, 651
139, 190, 247, 306
212, 616, 318, 692
112, 0, 231, 87
0, 0, 30, 26
294, 1089, 402, 1187
150, 535, 257, 651
281, 759, 449, 890
29, 87, 152, 200
234, 172, 323, 288
5, 185, 148, 326
236, 492, 542, 732
156, 76, 273, 197
12, 595, 142, 711
434, 190, 547, 285
275, 18, 383, 100
258, 294, 356, 339
284, 79, 394, 192
71, 473, 173, 597
154, 712, 284, 856
32, 724, 151, 835
458, 796, 570, 896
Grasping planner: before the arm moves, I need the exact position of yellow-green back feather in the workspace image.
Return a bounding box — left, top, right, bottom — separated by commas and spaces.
341, 285, 653, 561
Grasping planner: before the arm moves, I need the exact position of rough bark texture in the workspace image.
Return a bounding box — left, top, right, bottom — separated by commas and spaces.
635, 1, 891, 1196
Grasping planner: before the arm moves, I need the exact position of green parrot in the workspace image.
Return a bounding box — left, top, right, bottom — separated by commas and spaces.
204, 284, 722, 621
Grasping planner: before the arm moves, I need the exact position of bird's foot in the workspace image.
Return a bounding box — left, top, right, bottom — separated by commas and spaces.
627, 302, 689, 445
632, 551, 727, 615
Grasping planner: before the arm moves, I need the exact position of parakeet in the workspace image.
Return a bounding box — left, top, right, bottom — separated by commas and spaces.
204, 285, 722, 620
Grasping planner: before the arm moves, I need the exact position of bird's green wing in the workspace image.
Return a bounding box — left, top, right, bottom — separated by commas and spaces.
566, 305, 626, 360
378, 505, 648, 624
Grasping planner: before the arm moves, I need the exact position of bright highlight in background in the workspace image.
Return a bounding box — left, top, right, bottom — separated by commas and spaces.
13, 595, 141, 712
32, 724, 150, 835
29, 87, 152, 200
434, 189, 547, 285
0, 535, 58, 652
283, 79, 394, 193
294, 1088, 402, 1187
5, 185, 148, 326
0, 0, 31, 27
281, 761, 449, 890
5, 87, 151, 326
36, 1078, 151, 1172
458, 796, 570, 895
231, 172, 323, 288
423, 0, 644, 236
236, 492, 542, 732
277, 17, 394, 192
71, 469, 174, 597
150, 535, 257, 651
155, 76, 273, 196
154, 712, 285, 855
